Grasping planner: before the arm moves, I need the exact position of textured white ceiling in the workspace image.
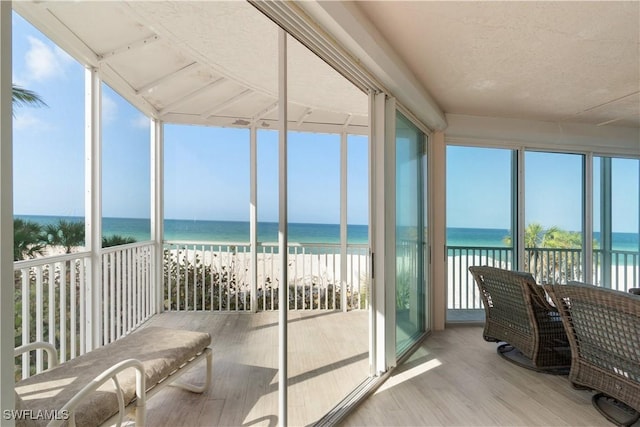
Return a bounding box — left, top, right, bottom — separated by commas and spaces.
354, 1, 640, 128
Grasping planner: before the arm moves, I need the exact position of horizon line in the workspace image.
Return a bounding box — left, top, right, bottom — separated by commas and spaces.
13, 214, 640, 234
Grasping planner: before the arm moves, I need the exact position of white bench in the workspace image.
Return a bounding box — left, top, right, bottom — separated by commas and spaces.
15, 327, 212, 426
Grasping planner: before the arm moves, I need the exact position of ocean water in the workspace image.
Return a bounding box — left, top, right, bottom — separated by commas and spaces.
15, 215, 369, 244
446, 227, 639, 252
447, 227, 511, 248
14, 215, 640, 251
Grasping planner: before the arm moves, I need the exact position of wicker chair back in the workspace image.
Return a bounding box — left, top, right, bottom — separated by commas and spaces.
469, 266, 570, 371
544, 284, 640, 414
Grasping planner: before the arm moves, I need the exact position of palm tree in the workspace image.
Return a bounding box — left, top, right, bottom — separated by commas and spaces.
543, 227, 581, 249
514, 223, 584, 283
540, 227, 583, 281
13, 218, 47, 261
43, 220, 85, 253
503, 223, 562, 279
12, 87, 48, 257
525, 222, 546, 248
502, 222, 546, 248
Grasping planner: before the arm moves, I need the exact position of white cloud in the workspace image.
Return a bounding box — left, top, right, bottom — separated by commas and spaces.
54, 45, 74, 65
13, 112, 47, 131
12, 75, 28, 88
131, 113, 150, 129
24, 36, 68, 82
102, 94, 118, 123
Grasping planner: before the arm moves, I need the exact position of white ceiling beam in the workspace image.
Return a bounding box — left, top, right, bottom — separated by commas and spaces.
98, 63, 161, 119
251, 101, 279, 125
98, 35, 160, 63
161, 112, 369, 135
343, 113, 353, 129
296, 108, 313, 126
202, 89, 253, 118
12, 2, 101, 66
159, 77, 226, 115
101, 62, 138, 94
136, 62, 200, 95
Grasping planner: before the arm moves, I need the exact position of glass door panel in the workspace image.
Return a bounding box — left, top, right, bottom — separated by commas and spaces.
594, 157, 639, 290
525, 151, 583, 283
445, 146, 513, 322
286, 34, 370, 426
395, 112, 425, 354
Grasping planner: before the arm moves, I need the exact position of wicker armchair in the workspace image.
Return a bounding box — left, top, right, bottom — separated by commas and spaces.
544, 284, 640, 426
469, 266, 571, 373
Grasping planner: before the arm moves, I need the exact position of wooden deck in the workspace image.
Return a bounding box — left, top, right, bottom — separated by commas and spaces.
132, 314, 628, 426
135, 310, 369, 427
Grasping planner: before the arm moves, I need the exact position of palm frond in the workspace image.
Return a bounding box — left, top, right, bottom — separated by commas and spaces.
12, 84, 48, 108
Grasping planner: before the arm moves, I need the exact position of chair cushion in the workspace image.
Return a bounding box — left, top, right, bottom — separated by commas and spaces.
16, 327, 211, 427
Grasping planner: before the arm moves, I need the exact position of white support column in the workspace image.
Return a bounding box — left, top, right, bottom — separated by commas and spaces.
600, 157, 613, 287
516, 148, 526, 272
583, 153, 593, 283
0, 1, 15, 419
151, 119, 164, 312
367, 91, 377, 376
371, 92, 396, 374
250, 125, 258, 312
85, 67, 102, 350
277, 28, 288, 427
430, 132, 446, 331
340, 131, 348, 312
383, 96, 397, 369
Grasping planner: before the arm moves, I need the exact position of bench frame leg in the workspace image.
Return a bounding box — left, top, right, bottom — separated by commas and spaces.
170, 348, 213, 393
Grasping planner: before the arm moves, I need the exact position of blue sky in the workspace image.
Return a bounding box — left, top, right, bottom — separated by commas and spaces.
163, 125, 368, 224
11, 12, 369, 225
447, 146, 639, 233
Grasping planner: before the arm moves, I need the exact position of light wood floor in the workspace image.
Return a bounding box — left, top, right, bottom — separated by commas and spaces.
342, 325, 635, 427
131, 314, 637, 427
135, 310, 370, 427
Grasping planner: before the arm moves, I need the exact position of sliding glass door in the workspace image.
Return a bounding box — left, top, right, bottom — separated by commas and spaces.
594, 156, 639, 291
395, 112, 426, 354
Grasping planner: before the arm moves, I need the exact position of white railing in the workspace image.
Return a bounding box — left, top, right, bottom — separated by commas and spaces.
447, 246, 513, 311
14, 242, 155, 380
163, 241, 370, 312
101, 242, 155, 344
447, 246, 640, 312
14, 251, 91, 379
593, 249, 640, 291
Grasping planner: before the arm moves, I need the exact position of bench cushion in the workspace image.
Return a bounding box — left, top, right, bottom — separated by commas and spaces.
16, 327, 211, 427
